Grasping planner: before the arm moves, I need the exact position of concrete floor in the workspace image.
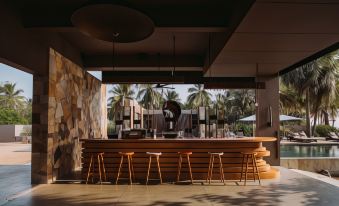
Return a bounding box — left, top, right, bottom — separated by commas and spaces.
1, 167, 339, 206
0, 143, 31, 165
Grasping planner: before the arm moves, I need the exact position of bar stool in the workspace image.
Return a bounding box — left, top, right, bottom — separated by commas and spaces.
240, 152, 261, 186
177, 151, 193, 184
206, 152, 225, 184
146, 152, 162, 185
86, 152, 106, 184
116, 152, 135, 184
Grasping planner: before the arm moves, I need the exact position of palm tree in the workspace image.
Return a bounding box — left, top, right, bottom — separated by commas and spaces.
279, 82, 304, 116
107, 84, 134, 119
281, 50, 339, 136
227, 89, 255, 116
281, 61, 319, 136
309, 53, 338, 131
186, 84, 212, 108
0, 82, 25, 110
164, 90, 181, 102
137, 84, 163, 109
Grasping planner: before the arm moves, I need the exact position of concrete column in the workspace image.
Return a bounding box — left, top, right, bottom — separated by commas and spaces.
256, 74, 280, 166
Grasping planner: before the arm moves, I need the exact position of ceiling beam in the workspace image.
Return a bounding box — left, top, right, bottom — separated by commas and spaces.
279, 42, 339, 76
102, 71, 264, 89
203, 0, 255, 73
83, 54, 204, 69
25, 26, 227, 33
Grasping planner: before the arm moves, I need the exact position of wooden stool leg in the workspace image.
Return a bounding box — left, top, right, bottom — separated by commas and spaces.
244, 154, 249, 186
240, 154, 245, 182
115, 155, 124, 184
206, 155, 212, 183
209, 155, 214, 184
254, 155, 261, 185
218, 155, 225, 184
187, 154, 193, 184
100, 154, 107, 182
97, 155, 102, 184
156, 156, 162, 184
251, 154, 256, 182
127, 155, 133, 184
86, 155, 93, 184
130, 156, 135, 181
176, 155, 182, 182
146, 156, 152, 185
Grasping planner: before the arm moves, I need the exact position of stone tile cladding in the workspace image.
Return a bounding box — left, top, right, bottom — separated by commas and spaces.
48, 49, 106, 180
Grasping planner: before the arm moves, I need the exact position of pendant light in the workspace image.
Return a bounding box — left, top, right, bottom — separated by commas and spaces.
172, 35, 176, 77
112, 33, 119, 71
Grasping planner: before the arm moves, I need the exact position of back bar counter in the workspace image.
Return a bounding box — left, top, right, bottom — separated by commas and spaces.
81, 137, 279, 182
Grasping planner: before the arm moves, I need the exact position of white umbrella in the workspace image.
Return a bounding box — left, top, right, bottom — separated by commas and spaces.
238, 114, 303, 137
238, 114, 302, 122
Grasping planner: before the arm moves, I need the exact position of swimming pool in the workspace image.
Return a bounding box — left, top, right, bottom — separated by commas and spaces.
280, 144, 339, 157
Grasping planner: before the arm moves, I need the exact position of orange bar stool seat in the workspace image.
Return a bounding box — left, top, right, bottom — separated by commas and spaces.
86, 152, 107, 184
145, 152, 163, 185
206, 152, 225, 184
116, 152, 135, 185
177, 151, 193, 184
240, 152, 261, 186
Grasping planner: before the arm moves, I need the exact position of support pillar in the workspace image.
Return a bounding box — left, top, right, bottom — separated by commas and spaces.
256, 74, 280, 166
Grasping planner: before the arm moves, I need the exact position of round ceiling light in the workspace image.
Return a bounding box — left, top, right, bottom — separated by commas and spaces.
71, 4, 154, 43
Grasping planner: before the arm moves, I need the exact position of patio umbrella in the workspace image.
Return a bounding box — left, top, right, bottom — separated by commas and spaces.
238, 114, 302, 122
238, 114, 303, 137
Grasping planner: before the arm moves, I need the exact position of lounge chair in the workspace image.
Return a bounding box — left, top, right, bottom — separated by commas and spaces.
288, 132, 317, 143
326, 132, 339, 141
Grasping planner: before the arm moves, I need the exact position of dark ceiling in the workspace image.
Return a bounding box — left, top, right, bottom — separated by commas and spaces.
5, 0, 253, 71
5, 0, 339, 78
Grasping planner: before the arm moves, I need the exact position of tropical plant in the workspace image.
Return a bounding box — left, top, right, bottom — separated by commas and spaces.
279, 82, 304, 116
281, 50, 339, 136
186, 84, 212, 108
137, 84, 163, 109
107, 84, 134, 120
227, 89, 255, 117
0, 82, 25, 110
0, 107, 28, 124
164, 90, 181, 102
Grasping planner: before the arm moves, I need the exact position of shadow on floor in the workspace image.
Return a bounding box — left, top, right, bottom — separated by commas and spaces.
6, 175, 339, 206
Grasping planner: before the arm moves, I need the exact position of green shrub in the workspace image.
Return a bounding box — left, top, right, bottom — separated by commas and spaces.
236, 123, 253, 136
0, 108, 28, 124
315, 125, 338, 137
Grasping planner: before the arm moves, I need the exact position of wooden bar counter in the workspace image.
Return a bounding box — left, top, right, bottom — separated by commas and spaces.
81, 137, 279, 182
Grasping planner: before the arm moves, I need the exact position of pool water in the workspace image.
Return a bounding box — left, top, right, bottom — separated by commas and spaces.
280, 144, 339, 157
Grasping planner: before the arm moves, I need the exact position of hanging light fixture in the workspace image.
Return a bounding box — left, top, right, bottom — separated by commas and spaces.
255, 63, 259, 107
172, 35, 176, 77
71, 4, 154, 43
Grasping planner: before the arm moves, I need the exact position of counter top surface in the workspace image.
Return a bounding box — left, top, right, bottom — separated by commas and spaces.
81, 137, 277, 143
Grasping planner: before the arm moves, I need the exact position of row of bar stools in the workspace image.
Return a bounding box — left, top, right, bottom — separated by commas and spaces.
177, 151, 193, 184
146, 152, 163, 185
86, 152, 107, 184
116, 152, 135, 184
206, 152, 225, 184
240, 152, 261, 186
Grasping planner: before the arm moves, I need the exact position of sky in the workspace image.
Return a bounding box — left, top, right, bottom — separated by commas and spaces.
0, 63, 33, 99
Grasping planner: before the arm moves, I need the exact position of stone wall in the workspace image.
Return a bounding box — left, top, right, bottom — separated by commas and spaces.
48, 49, 106, 180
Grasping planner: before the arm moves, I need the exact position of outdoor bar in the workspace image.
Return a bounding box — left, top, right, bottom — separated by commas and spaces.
81, 137, 278, 182
81, 99, 279, 183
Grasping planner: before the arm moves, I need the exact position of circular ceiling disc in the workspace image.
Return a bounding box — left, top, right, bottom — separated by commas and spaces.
71, 4, 154, 43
